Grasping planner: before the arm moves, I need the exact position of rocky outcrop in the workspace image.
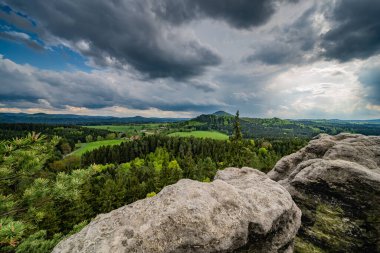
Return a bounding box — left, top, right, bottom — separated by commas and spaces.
53, 167, 301, 253
268, 133, 380, 253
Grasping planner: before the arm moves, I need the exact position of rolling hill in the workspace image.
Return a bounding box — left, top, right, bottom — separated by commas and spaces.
0, 113, 187, 125
173, 112, 380, 139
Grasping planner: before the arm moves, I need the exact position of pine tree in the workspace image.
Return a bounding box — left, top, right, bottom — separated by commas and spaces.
232, 110, 243, 141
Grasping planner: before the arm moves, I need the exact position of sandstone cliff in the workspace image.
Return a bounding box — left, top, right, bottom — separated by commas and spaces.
268, 133, 380, 252
53, 167, 301, 253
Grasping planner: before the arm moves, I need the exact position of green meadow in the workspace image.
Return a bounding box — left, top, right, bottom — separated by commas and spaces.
71, 139, 125, 157
167, 131, 229, 140
84, 124, 165, 135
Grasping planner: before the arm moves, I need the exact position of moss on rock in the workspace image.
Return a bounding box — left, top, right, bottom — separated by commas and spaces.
269, 134, 380, 252
304, 202, 363, 251
294, 237, 325, 253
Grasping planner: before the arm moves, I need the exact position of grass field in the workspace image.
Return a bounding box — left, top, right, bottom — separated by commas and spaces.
168, 131, 229, 140
85, 125, 133, 132
84, 124, 165, 135
70, 139, 125, 157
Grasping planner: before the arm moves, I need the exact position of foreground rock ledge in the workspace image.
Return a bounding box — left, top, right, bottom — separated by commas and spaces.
53, 167, 301, 253
268, 133, 380, 252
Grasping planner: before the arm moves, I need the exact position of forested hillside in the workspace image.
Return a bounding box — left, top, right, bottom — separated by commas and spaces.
1, 109, 379, 252
0, 120, 307, 252
0, 113, 186, 125
81, 135, 307, 172
0, 124, 114, 155
2, 112, 379, 142
172, 112, 380, 138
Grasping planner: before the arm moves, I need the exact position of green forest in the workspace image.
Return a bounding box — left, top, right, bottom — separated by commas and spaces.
1, 111, 379, 252
0, 113, 309, 252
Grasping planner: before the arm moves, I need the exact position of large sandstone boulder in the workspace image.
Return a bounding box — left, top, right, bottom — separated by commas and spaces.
268, 133, 380, 253
53, 167, 301, 253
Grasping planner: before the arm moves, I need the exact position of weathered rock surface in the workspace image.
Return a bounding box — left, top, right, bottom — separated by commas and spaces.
268, 133, 380, 252
53, 167, 301, 253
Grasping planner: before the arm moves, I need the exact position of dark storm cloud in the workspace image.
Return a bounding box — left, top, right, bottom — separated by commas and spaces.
246, 0, 380, 66
2, 0, 221, 80
321, 0, 380, 61
245, 5, 318, 65
188, 80, 218, 92
0, 56, 224, 112
0, 61, 43, 102
154, 0, 295, 29
33, 71, 120, 109
359, 66, 380, 106
144, 100, 223, 112
246, 42, 297, 65
0, 59, 119, 109
2, 0, 298, 80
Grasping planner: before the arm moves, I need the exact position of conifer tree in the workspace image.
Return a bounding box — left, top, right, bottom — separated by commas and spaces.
232, 110, 243, 141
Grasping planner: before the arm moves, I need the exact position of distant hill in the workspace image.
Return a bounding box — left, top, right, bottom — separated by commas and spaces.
212, 111, 233, 117
1, 112, 379, 138
0, 113, 187, 125
294, 118, 380, 124
175, 114, 380, 139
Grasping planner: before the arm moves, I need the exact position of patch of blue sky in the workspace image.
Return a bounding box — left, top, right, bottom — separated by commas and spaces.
1, 3, 36, 26
0, 38, 93, 72
0, 19, 41, 44
0, 4, 91, 72
0, 4, 11, 14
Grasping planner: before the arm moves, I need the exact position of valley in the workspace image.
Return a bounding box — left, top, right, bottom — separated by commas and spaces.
2, 1, 379, 252
0, 111, 379, 253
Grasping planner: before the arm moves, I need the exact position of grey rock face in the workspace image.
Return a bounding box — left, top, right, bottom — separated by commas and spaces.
53, 167, 301, 253
268, 133, 380, 252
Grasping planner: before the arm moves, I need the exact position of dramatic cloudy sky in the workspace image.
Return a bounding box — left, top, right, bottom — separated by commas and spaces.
0, 0, 379, 119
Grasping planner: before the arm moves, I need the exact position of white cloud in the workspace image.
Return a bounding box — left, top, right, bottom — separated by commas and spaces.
1, 0, 380, 119
0, 56, 224, 117
264, 60, 369, 119
75, 40, 90, 52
